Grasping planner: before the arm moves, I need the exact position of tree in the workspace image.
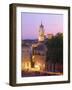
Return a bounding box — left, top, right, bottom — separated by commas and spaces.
45, 33, 63, 72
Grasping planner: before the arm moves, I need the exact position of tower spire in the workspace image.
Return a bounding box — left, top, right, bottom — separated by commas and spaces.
40, 21, 44, 28
38, 21, 45, 42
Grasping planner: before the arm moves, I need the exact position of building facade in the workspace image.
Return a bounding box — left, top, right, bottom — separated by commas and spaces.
22, 22, 47, 72
30, 22, 47, 71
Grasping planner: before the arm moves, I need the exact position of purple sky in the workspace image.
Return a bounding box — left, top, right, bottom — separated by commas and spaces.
21, 12, 63, 40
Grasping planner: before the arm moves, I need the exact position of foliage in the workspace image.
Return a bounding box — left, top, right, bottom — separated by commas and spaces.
45, 33, 63, 64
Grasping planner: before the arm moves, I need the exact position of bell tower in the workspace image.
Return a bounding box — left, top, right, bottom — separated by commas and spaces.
38, 21, 45, 42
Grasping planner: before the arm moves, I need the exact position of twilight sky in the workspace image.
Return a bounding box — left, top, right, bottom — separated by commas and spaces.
21, 12, 63, 40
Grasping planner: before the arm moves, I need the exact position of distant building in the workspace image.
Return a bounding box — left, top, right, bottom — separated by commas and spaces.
47, 33, 53, 39
38, 22, 45, 42
21, 45, 31, 71
22, 22, 47, 72
30, 22, 47, 71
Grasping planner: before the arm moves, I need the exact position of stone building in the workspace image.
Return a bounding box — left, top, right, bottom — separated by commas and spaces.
22, 22, 47, 72
30, 22, 47, 71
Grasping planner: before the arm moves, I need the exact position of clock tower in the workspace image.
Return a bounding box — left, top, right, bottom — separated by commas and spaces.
38, 22, 45, 42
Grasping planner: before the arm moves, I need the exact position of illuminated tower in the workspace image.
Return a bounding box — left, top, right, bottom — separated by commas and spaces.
38, 22, 45, 42
30, 21, 47, 71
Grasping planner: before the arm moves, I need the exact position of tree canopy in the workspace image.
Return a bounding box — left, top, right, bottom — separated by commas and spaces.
45, 33, 63, 64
